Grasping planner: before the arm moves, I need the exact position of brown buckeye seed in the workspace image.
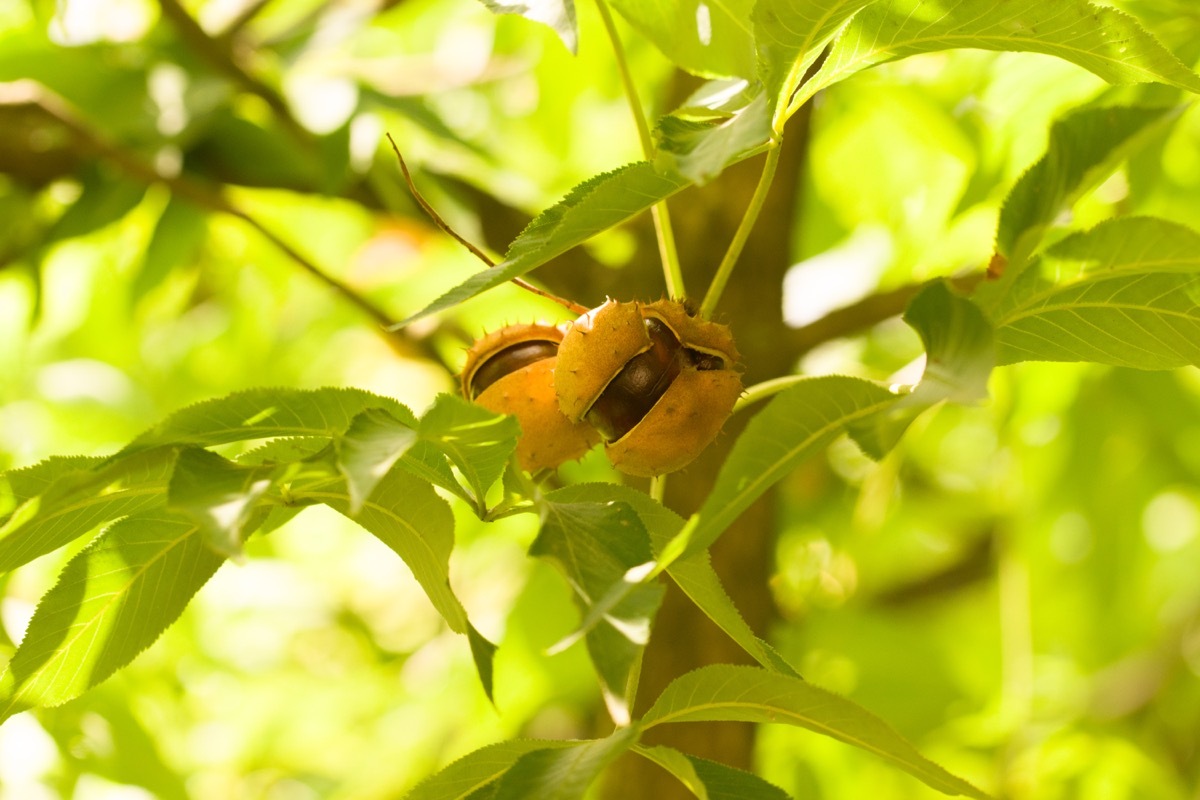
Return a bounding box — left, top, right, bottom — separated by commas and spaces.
462, 323, 600, 472
556, 299, 742, 477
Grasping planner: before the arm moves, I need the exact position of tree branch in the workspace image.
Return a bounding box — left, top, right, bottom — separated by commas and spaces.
782, 272, 985, 356
157, 0, 314, 150
2, 81, 436, 362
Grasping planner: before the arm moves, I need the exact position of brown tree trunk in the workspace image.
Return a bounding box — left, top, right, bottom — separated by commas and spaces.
597, 113, 813, 797
468, 91, 813, 798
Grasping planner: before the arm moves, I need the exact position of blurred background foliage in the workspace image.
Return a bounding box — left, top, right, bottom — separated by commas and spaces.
1, 0, 1199, 798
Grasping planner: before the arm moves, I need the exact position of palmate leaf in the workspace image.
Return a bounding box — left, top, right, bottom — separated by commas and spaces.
290, 466, 496, 698
121, 387, 415, 455
990, 217, 1200, 368
608, 0, 756, 79
642, 665, 990, 799
292, 468, 469, 634
994, 104, 1184, 272
491, 727, 640, 800
787, 0, 1200, 126
676, 377, 897, 561
533, 494, 665, 725
753, 0, 876, 131
336, 407, 419, 514
548, 484, 797, 677
418, 395, 519, 514
656, 80, 771, 184
405, 740, 579, 800
0, 448, 177, 575
634, 745, 791, 800
167, 448, 278, 558
398, 163, 691, 326
0, 456, 104, 522
851, 281, 995, 459
0, 511, 226, 723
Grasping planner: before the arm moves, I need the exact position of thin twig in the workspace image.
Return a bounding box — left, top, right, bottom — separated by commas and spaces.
385, 134, 588, 315
6, 81, 433, 360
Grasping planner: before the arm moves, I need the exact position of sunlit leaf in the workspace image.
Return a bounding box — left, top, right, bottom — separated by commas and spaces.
123, 387, 416, 455
336, 407, 418, 514
404, 740, 578, 800
995, 104, 1183, 270
292, 468, 469, 634
166, 448, 277, 558
397, 163, 691, 327
477, 0, 578, 53
0, 455, 104, 525
634, 744, 791, 800
753, 0, 875, 131
0, 512, 225, 723
418, 395, 519, 513
852, 280, 994, 458
791, 1, 1200, 126
491, 726, 640, 800
608, 0, 756, 79
0, 448, 177, 575
547, 484, 798, 677
679, 377, 897, 560
642, 665, 991, 799
534, 494, 664, 725
991, 216, 1200, 368
656, 80, 771, 184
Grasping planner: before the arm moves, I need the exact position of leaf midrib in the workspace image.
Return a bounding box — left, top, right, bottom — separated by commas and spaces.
0, 519, 201, 717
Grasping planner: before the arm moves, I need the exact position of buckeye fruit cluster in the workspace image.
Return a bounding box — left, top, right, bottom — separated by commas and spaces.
460, 299, 742, 476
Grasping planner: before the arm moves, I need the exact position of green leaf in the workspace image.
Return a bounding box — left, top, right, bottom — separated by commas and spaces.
995, 104, 1184, 270
680, 377, 897, 560
467, 622, 499, 704
0, 448, 177, 575
534, 494, 665, 725
793, 1, 1200, 127
608, 0, 756, 79
45, 172, 146, 243
291, 468, 469, 634
132, 196, 207, 300
634, 745, 791, 800
122, 387, 416, 455
656, 81, 771, 184
0, 512, 225, 722
642, 665, 991, 799
418, 395, 519, 513
477, 0, 577, 54
851, 281, 995, 458
991, 217, 1200, 369
336, 407, 418, 514
753, 0, 876, 131
166, 448, 278, 559
1, 455, 105, 525
404, 740, 578, 800
397, 163, 690, 327
546, 484, 798, 677
491, 727, 641, 800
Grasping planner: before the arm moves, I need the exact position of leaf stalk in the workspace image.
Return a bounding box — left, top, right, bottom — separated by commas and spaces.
594, 0, 686, 300
698, 142, 782, 319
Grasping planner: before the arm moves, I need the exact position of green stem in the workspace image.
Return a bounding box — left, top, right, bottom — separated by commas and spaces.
732, 373, 811, 415
698, 141, 782, 319
649, 474, 666, 504
594, 0, 685, 299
